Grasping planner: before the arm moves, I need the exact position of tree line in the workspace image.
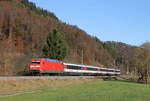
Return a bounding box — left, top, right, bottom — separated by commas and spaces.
103, 41, 150, 83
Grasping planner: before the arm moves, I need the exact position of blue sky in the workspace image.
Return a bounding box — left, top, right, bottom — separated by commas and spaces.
29, 0, 150, 46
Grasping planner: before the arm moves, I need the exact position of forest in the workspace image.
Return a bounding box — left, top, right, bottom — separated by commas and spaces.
0, 0, 149, 83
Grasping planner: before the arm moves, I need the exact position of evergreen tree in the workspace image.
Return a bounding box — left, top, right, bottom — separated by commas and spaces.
42, 29, 67, 60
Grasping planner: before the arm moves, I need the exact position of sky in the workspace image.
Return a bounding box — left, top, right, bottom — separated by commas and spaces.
29, 0, 150, 46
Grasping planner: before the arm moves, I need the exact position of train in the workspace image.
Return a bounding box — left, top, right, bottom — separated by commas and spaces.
26, 58, 120, 76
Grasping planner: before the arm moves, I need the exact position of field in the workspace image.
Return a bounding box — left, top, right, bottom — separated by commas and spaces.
0, 77, 94, 96
0, 79, 150, 101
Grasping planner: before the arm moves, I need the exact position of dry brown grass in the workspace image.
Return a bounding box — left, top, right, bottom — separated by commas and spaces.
0, 77, 97, 96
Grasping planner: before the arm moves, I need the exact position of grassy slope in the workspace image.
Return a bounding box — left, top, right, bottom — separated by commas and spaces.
1, 80, 150, 101
0, 78, 93, 96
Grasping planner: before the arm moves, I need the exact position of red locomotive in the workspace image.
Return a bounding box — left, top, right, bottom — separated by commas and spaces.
28, 58, 64, 75
27, 58, 120, 76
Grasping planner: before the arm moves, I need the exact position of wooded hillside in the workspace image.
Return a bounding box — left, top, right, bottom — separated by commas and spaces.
0, 0, 147, 78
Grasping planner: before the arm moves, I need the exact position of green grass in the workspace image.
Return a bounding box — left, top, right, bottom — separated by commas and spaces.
0, 80, 150, 101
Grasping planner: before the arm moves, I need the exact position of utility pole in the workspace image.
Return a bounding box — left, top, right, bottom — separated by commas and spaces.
81, 49, 83, 64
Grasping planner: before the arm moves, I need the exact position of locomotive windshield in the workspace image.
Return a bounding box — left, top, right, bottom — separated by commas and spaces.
32, 61, 40, 64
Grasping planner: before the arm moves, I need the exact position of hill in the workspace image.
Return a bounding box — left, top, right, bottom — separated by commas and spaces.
0, 0, 138, 75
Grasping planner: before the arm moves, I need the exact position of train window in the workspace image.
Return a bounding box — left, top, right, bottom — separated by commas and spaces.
67, 65, 82, 70
101, 69, 110, 72
87, 68, 97, 71
32, 61, 40, 64
100, 69, 116, 72
115, 71, 120, 72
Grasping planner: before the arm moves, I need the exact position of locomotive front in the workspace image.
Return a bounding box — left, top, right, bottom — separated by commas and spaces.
29, 58, 43, 74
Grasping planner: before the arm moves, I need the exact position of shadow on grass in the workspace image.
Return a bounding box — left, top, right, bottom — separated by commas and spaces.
101, 76, 146, 85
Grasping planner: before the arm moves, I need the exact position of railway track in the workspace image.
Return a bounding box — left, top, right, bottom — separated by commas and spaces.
0, 76, 99, 81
